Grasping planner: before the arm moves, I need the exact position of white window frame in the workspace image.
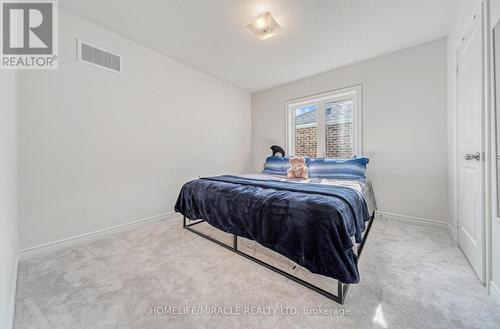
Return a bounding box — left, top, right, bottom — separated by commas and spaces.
285, 85, 363, 158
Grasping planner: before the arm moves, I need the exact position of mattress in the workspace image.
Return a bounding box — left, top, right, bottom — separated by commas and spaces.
237, 173, 377, 216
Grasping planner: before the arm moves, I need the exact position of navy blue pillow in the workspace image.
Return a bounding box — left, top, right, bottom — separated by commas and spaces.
263, 156, 290, 175
308, 157, 369, 179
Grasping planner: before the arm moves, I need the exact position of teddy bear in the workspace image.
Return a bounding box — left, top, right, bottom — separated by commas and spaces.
287, 157, 309, 179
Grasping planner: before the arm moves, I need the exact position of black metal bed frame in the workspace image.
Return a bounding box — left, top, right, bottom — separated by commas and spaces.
183, 215, 374, 305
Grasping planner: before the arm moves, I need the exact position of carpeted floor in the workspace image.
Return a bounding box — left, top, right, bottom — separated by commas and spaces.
14, 216, 500, 329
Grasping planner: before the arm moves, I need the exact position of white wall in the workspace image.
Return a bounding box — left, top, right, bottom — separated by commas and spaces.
252, 39, 448, 223
0, 70, 18, 328
18, 10, 251, 249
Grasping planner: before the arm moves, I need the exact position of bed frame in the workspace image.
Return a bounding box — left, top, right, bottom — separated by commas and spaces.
182, 214, 374, 304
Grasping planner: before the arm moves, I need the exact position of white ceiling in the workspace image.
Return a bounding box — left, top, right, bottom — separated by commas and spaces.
60, 0, 462, 92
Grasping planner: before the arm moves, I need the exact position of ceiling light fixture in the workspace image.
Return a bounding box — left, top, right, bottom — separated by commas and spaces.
247, 12, 281, 40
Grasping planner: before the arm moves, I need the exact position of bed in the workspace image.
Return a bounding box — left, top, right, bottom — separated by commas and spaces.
174, 162, 376, 304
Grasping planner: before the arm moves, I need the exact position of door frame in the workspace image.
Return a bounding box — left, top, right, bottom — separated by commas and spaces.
483, 0, 492, 290
487, 0, 499, 298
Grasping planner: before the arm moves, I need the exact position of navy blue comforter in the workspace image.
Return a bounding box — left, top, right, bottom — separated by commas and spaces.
174, 175, 371, 284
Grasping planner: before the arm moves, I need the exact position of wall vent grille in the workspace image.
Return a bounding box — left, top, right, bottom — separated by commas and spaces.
77, 40, 122, 73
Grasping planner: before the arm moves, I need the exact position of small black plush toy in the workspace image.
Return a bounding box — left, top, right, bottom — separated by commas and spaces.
270, 145, 286, 157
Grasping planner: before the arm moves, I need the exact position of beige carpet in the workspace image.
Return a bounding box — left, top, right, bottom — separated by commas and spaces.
14, 216, 500, 329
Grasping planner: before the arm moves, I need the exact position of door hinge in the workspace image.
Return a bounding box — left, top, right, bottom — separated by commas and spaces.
456, 66, 459, 74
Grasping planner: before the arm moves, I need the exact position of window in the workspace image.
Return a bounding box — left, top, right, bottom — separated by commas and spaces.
294, 105, 318, 157
286, 86, 362, 158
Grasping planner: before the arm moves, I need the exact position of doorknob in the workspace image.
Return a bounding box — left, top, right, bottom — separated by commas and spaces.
464, 152, 481, 161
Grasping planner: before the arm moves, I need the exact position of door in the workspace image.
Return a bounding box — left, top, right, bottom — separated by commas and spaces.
457, 5, 485, 283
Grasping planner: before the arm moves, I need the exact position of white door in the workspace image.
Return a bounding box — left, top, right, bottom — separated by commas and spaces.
457, 6, 485, 283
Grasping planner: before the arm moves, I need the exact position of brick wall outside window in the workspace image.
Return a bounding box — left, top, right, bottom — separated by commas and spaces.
326, 122, 353, 158
295, 126, 317, 157
295, 122, 353, 158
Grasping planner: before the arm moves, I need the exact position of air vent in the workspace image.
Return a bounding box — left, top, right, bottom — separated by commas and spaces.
77, 40, 122, 73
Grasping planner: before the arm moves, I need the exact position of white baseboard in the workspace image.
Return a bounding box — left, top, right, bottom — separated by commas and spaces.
448, 222, 458, 243
376, 211, 448, 230
8, 254, 19, 329
491, 281, 500, 307
19, 211, 178, 259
